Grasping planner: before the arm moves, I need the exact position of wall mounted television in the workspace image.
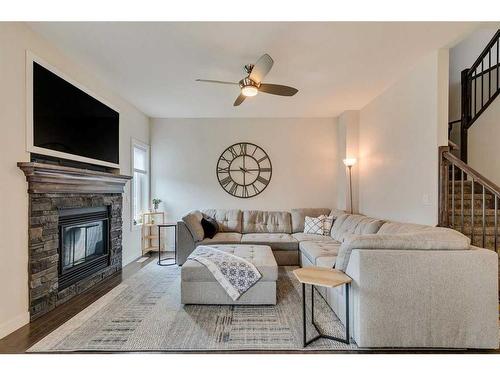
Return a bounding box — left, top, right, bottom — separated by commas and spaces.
30, 60, 120, 167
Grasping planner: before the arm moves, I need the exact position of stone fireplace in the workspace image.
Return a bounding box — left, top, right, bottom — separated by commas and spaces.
18, 162, 131, 320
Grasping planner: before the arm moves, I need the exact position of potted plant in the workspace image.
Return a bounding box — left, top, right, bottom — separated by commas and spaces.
152, 198, 162, 212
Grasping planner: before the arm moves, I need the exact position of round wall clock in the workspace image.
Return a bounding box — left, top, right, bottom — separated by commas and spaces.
216, 142, 272, 198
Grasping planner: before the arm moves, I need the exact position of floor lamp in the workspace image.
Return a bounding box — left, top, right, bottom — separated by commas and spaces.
343, 158, 357, 214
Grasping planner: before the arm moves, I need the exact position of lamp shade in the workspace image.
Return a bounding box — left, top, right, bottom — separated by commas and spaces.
343, 158, 357, 167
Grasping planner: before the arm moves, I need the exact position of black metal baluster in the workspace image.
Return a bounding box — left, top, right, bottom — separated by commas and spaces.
471, 179, 475, 245
495, 195, 498, 253
497, 40, 499, 91
482, 185, 486, 248
452, 164, 455, 228
469, 74, 473, 121
488, 50, 491, 100
461, 170, 465, 234
481, 60, 484, 108
474, 73, 477, 117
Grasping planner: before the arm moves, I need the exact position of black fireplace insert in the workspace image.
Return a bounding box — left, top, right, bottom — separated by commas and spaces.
58, 206, 110, 290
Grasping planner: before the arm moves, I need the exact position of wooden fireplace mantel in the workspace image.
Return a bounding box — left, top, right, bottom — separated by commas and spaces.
18, 162, 132, 194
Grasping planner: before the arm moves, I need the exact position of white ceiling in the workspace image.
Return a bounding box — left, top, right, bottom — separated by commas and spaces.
28, 22, 479, 118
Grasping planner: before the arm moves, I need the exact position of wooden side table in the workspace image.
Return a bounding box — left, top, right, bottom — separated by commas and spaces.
141, 211, 165, 256
293, 267, 352, 347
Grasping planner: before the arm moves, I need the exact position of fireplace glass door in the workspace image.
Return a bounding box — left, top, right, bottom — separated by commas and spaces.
58, 206, 110, 290
62, 221, 105, 271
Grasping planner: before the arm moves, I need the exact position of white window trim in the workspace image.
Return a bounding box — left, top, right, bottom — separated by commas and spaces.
131, 139, 150, 231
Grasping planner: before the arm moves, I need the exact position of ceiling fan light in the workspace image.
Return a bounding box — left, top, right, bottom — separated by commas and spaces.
241, 85, 258, 97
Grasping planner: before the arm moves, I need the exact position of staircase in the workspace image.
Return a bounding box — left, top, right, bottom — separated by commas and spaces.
439, 148, 500, 301
440, 148, 500, 252
440, 29, 500, 247
439, 31, 500, 299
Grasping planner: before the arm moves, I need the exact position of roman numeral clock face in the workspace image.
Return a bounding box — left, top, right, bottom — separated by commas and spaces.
216, 142, 272, 198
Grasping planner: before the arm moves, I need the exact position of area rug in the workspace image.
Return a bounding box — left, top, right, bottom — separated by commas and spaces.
28, 262, 359, 352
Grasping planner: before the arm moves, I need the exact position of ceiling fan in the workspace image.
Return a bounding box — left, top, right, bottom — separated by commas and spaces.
196, 53, 298, 106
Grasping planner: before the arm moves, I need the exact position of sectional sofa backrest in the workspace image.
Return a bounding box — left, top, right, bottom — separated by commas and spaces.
198, 208, 334, 234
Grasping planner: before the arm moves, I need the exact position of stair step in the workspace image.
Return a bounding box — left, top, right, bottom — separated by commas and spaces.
470, 237, 499, 250
447, 198, 494, 209
451, 225, 498, 236
448, 181, 493, 194
448, 213, 497, 225
450, 208, 499, 216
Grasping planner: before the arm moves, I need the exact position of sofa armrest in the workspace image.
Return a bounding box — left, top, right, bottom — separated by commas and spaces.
177, 221, 196, 265
335, 230, 471, 271
344, 247, 499, 348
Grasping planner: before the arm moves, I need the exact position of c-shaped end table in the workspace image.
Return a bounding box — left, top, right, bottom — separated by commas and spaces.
157, 223, 177, 266
293, 267, 352, 347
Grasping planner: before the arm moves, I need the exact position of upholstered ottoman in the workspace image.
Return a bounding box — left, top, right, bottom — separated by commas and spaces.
181, 244, 278, 305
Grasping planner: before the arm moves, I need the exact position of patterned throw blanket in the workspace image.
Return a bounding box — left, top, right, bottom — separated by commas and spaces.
187, 246, 262, 301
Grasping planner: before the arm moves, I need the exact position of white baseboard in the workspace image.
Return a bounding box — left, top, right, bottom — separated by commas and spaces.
0, 311, 30, 339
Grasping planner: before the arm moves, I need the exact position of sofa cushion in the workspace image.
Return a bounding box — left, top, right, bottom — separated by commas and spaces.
315, 256, 337, 268
377, 221, 433, 235
334, 228, 472, 271
197, 232, 242, 245
182, 244, 277, 282
182, 210, 204, 242
330, 214, 384, 242
242, 210, 292, 234
329, 208, 346, 219
299, 240, 341, 264
292, 233, 334, 242
291, 208, 331, 233
241, 233, 298, 251
202, 209, 242, 233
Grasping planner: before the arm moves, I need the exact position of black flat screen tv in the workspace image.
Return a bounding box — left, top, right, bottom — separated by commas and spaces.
33, 62, 119, 165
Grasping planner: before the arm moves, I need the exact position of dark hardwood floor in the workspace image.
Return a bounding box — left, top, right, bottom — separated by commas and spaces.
0, 255, 156, 354
0, 254, 498, 354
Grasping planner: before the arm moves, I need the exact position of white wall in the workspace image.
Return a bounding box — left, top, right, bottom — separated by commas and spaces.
469, 101, 500, 186
0, 22, 149, 339
150, 118, 338, 226
357, 50, 449, 225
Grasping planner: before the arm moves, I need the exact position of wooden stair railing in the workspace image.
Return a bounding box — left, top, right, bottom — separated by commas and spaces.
439, 146, 500, 253
459, 29, 500, 162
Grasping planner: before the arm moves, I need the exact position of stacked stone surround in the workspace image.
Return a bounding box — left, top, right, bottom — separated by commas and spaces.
29, 193, 123, 320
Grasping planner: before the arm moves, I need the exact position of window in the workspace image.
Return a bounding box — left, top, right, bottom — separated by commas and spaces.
131, 140, 150, 227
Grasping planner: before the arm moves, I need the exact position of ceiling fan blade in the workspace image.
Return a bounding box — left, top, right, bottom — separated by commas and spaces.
258, 83, 298, 96
249, 54, 274, 84
196, 79, 238, 85
233, 94, 246, 106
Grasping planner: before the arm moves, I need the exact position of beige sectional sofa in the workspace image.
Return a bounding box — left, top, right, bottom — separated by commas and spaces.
177, 208, 499, 349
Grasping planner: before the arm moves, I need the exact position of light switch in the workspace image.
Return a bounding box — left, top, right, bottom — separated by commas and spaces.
422, 194, 431, 206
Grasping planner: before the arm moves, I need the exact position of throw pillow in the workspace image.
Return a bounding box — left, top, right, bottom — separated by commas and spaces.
304, 216, 325, 235
321, 215, 335, 236
201, 215, 219, 239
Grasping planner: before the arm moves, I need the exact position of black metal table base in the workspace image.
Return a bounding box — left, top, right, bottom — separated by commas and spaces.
157, 224, 177, 267
302, 283, 350, 347
157, 254, 176, 266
